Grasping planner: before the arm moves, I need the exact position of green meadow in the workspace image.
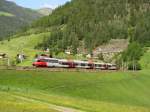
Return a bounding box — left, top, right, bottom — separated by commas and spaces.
0, 70, 150, 112
140, 48, 150, 70
0, 37, 150, 111
0, 28, 149, 112
0, 32, 50, 66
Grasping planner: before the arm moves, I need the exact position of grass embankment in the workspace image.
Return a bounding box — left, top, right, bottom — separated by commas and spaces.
140, 48, 150, 70
0, 70, 150, 112
0, 91, 59, 112
0, 32, 50, 66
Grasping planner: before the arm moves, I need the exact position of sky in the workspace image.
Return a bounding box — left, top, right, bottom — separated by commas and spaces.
6, 0, 70, 9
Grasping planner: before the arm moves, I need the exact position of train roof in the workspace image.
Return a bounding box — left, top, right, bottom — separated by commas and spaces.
74, 60, 89, 64
107, 63, 116, 65
59, 59, 68, 62
94, 62, 106, 65
36, 56, 116, 65
38, 56, 58, 60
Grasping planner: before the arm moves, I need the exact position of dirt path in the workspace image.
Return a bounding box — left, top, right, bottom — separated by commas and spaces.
10, 93, 85, 112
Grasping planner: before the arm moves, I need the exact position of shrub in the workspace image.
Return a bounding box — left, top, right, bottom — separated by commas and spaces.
128, 61, 141, 70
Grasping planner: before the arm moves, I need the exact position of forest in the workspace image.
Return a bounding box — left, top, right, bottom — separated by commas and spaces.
33, 0, 150, 52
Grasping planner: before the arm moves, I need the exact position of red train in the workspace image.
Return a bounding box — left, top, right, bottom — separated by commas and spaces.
33, 56, 117, 70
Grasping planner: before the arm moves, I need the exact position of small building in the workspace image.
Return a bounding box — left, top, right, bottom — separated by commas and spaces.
65, 50, 71, 55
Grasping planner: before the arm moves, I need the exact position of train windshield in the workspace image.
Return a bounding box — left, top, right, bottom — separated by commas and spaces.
37, 59, 58, 63
48, 60, 58, 63
37, 59, 46, 62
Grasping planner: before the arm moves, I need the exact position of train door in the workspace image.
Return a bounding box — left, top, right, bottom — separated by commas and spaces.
68, 61, 75, 68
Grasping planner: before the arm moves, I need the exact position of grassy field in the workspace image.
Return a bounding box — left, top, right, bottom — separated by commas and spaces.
140, 48, 150, 70
0, 26, 149, 111
0, 32, 50, 66
0, 70, 150, 112
0, 91, 59, 112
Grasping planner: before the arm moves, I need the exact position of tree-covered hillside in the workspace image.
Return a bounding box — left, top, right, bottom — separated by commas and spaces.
0, 0, 42, 40
32, 0, 150, 54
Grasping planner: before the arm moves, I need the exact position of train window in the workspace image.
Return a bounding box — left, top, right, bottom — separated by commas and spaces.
100, 64, 103, 67
38, 59, 46, 62
95, 64, 100, 67
81, 63, 86, 66
112, 65, 116, 67
108, 65, 112, 67
74, 63, 78, 66
45, 59, 49, 62
88, 64, 93, 66
49, 60, 58, 63
102, 64, 107, 67
62, 62, 69, 65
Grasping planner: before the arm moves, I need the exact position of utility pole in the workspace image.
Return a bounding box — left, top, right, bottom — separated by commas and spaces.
133, 58, 135, 71
122, 59, 124, 71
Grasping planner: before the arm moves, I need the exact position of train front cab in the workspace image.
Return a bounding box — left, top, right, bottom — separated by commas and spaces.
33, 59, 47, 67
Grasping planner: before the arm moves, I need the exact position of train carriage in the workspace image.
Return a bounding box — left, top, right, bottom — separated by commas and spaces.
74, 60, 90, 69
58, 59, 73, 68
94, 63, 107, 70
33, 58, 60, 68
33, 56, 117, 70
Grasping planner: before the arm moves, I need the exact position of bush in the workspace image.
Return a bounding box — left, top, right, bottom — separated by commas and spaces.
128, 61, 141, 70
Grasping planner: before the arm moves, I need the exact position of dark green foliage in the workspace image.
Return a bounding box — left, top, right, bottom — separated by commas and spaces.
33, 0, 150, 53
98, 53, 104, 61
0, 0, 42, 40
134, 13, 150, 46
122, 42, 144, 70
128, 61, 141, 70
122, 42, 143, 62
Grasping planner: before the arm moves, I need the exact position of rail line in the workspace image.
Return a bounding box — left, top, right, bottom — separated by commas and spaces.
0, 66, 118, 73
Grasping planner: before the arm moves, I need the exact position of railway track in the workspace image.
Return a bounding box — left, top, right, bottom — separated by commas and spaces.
0, 66, 117, 72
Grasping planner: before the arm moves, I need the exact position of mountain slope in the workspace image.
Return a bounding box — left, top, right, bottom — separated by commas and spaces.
32, 0, 150, 54
37, 8, 52, 16
0, 32, 51, 66
0, 0, 42, 40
